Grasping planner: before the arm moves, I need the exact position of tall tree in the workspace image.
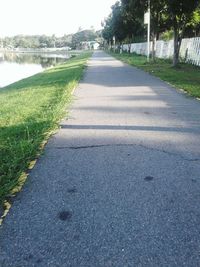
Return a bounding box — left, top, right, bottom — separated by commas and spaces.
102, 2, 128, 48
121, 0, 145, 42
102, 15, 114, 47
166, 0, 199, 66
122, 0, 145, 50
102, 0, 145, 50
71, 30, 97, 49
110, 1, 128, 44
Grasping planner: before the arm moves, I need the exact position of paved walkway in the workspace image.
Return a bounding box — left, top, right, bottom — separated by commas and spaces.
1, 51, 200, 266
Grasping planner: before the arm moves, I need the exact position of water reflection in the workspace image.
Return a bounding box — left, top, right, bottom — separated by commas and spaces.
0, 52, 70, 87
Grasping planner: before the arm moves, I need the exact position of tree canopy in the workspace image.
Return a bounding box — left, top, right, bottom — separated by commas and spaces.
71, 30, 97, 49
102, 0, 200, 65
0, 30, 99, 50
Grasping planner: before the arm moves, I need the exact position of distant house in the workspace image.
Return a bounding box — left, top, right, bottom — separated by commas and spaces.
93, 42, 100, 50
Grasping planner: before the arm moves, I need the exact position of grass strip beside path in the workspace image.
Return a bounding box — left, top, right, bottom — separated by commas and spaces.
0, 52, 92, 202
110, 52, 200, 98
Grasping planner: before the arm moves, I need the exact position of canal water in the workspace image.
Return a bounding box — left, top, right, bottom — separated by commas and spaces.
0, 52, 70, 88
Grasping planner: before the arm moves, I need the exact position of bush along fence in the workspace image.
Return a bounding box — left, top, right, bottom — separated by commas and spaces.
121, 37, 200, 67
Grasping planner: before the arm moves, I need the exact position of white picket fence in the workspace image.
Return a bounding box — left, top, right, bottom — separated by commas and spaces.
122, 37, 200, 66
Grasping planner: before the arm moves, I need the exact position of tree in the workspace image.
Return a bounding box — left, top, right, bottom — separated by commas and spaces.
166, 0, 199, 66
121, 0, 144, 35
71, 30, 97, 49
121, 1, 143, 48
102, 0, 145, 51
102, 15, 114, 47
110, 2, 127, 44
121, 0, 146, 51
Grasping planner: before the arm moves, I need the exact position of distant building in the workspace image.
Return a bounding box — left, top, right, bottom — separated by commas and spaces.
93, 42, 100, 50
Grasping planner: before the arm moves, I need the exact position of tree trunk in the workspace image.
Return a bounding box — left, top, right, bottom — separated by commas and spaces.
173, 30, 179, 66
128, 42, 131, 54
173, 21, 182, 67
152, 32, 156, 62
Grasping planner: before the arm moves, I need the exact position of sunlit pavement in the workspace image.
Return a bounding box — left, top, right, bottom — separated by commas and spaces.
1, 51, 200, 266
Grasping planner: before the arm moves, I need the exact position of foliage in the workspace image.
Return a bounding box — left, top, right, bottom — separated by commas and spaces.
103, 0, 200, 65
0, 34, 73, 49
110, 2, 127, 43
160, 30, 174, 41
0, 52, 92, 203
102, 0, 144, 47
71, 30, 97, 49
184, 6, 200, 37
0, 30, 99, 50
166, 0, 200, 65
102, 15, 114, 44
121, 0, 145, 43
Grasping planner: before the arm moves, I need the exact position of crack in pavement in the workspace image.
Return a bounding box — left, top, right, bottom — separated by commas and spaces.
50, 143, 200, 162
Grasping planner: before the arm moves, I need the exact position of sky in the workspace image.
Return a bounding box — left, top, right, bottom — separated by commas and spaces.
0, 0, 117, 37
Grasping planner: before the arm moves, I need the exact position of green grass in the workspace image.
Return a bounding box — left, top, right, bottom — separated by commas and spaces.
0, 52, 92, 202
110, 52, 200, 98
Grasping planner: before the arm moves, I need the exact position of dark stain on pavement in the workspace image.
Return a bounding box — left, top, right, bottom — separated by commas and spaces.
36, 258, 43, 264
144, 176, 154, 181
24, 254, 33, 261
58, 211, 72, 221
67, 187, 77, 193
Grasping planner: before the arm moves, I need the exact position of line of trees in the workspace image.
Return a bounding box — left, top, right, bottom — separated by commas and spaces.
0, 34, 72, 49
102, 0, 200, 66
0, 29, 101, 50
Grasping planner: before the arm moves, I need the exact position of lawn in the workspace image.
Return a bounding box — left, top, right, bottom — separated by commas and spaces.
0, 52, 92, 203
110, 52, 200, 98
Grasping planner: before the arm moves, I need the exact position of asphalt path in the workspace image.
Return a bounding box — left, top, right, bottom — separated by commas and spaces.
1, 51, 200, 266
